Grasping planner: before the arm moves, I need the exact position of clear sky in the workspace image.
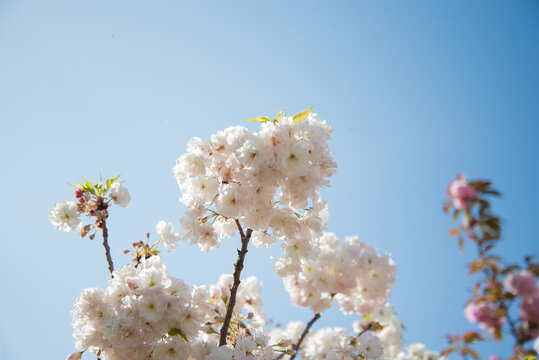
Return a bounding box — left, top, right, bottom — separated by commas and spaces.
0, 1, 538, 359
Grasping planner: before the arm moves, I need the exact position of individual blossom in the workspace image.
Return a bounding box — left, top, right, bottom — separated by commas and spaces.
356, 332, 385, 360
354, 304, 404, 358
49, 201, 81, 232
504, 270, 537, 299
110, 181, 131, 207
464, 302, 505, 333
156, 220, 180, 251
447, 174, 476, 211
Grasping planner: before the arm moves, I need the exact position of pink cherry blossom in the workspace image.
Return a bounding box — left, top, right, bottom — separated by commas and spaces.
448, 175, 476, 211
464, 302, 505, 332
504, 270, 537, 299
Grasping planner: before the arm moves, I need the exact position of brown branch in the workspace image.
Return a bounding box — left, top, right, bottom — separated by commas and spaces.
102, 221, 114, 277
288, 313, 321, 360
354, 322, 373, 342
218, 219, 252, 346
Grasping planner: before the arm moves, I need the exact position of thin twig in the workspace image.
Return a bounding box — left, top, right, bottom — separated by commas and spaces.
218, 219, 252, 346
288, 313, 321, 360
353, 322, 372, 342
102, 221, 114, 277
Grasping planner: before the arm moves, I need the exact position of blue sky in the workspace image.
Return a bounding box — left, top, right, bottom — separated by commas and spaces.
0, 1, 538, 359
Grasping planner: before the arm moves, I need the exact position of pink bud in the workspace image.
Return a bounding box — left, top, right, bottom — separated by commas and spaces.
66, 351, 81, 360
489, 356, 500, 360
74, 189, 84, 198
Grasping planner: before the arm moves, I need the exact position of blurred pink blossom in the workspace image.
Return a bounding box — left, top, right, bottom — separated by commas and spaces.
504, 270, 537, 299
448, 175, 476, 211
464, 302, 505, 332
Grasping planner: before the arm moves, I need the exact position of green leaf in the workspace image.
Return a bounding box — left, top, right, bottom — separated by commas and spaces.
168, 327, 188, 342
81, 178, 96, 196
95, 181, 103, 196
273, 112, 282, 123
245, 116, 269, 123
291, 105, 314, 126
105, 175, 121, 192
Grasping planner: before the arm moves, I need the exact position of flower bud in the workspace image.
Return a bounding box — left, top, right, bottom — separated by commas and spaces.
66, 351, 81, 360
277, 337, 292, 347
74, 189, 84, 199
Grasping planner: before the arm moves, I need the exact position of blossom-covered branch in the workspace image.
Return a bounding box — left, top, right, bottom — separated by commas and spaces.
219, 220, 253, 346
444, 175, 539, 359
49, 175, 130, 276
289, 313, 320, 360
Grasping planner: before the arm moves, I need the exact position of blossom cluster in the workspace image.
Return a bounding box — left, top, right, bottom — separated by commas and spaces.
396, 343, 446, 360
276, 233, 396, 315
49, 177, 130, 235
352, 305, 403, 358
445, 175, 539, 357
173, 112, 336, 252
302, 328, 383, 360
71, 256, 211, 360
269, 304, 441, 360
70, 253, 295, 360
505, 270, 539, 337
206, 274, 267, 332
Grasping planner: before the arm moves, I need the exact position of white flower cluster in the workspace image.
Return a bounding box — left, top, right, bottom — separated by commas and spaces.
353, 304, 403, 358
71, 256, 211, 360
206, 274, 267, 332
302, 328, 383, 360
50, 201, 81, 232
267, 321, 306, 349
173, 113, 336, 252
276, 233, 396, 315
71, 259, 285, 360
269, 321, 384, 360
395, 343, 446, 360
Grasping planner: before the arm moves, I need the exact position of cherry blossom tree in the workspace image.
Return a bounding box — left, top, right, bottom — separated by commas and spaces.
50, 109, 537, 360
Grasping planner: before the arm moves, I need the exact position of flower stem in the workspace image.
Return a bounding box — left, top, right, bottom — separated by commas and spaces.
288, 313, 321, 360
218, 219, 252, 346
102, 221, 114, 277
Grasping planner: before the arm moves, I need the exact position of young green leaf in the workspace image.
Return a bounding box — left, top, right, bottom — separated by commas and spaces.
291, 105, 314, 126
105, 175, 121, 192
168, 327, 189, 342
273, 112, 282, 123
245, 116, 269, 123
